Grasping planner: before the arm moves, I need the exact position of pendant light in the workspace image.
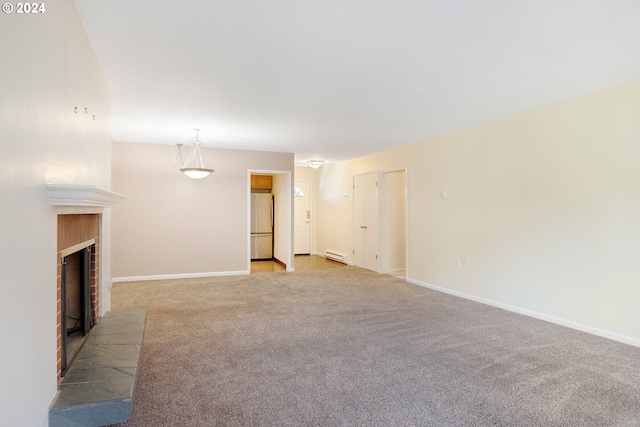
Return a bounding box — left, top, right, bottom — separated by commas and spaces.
178, 129, 214, 179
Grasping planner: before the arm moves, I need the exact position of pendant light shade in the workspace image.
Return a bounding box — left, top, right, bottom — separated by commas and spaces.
178, 130, 214, 179
306, 159, 325, 169
180, 166, 213, 179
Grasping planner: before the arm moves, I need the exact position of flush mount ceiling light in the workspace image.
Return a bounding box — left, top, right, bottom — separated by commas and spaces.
177, 129, 214, 179
306, 159, 325, 169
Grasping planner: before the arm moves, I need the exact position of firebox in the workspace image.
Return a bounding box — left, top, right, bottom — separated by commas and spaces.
60, 245, 96, 375
56, 213, 101, 379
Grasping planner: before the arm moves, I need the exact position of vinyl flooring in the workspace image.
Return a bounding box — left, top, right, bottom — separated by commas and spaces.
251, 254, 345, 274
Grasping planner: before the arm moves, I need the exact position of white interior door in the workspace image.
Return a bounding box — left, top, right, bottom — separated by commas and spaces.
353, 172, 378, 271
294, 182, 311, 254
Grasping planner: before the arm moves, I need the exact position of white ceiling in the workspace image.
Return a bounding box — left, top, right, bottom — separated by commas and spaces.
74, 0, 640, 166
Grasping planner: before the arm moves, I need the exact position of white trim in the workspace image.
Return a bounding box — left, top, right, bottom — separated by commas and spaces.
47, 184, 129, 207
378, 167, 408, 277
407, 278, 640, 348
112, 270, 249, 283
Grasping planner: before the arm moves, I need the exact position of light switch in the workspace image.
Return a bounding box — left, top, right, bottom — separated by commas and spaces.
441, 190, 448, 199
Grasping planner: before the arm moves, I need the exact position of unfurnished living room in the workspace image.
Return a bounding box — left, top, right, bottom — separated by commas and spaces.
3, 1, 640, 426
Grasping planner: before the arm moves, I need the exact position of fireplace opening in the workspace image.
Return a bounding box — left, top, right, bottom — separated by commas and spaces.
61, 245, 96, 376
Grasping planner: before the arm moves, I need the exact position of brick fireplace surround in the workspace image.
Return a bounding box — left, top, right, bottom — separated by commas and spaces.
46, 183, 144, 425
47, 184, 129, 381
56, 214, 101, 379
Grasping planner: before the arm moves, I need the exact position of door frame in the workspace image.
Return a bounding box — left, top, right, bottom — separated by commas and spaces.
379, 167, 409, 278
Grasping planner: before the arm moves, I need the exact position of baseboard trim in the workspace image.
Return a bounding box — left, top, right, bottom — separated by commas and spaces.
407, 278, 640, 348
112, 270, 249, 283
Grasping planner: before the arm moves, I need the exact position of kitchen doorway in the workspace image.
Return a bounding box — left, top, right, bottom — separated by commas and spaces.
248, 170, 293, 272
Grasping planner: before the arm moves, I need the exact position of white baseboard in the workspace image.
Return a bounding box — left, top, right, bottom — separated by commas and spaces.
407, 278, 640, 348
112, 270, 249, 283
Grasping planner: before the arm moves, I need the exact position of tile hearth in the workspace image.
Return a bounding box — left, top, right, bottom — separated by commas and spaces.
49, 309, 146, 427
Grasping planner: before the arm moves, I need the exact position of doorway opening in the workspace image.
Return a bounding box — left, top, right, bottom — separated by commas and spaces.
248, 170, 293, 272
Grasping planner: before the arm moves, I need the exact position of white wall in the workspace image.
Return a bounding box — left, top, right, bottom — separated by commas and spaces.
111, 142, 293, 278
0, 1, 112, 425
316, 80, 640, 344
272, 173, 293, 269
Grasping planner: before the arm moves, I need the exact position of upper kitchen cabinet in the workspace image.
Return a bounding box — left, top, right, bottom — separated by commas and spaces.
251, 175, 272, 190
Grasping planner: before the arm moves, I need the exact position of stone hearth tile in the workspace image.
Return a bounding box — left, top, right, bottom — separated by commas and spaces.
102, 309, 146, 322
90, 328, 145, 345
60, 366, 137, 385
49, 309, 146, 427
73, 342, 141, 367
92, 321, 145, 335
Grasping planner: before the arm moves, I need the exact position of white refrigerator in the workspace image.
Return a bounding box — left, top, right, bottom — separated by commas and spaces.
251, 193, 274, 260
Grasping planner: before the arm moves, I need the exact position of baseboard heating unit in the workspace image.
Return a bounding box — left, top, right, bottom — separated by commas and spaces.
324, 251, 347, 264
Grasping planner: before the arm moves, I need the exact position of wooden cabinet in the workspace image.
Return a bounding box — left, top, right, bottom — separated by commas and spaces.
251, 175, 272, 190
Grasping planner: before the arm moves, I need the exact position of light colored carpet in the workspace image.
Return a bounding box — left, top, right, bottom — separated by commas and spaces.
111, 267, 640, 426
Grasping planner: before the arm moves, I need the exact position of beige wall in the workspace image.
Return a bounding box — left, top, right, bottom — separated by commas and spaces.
112, 142, 293, 278
0, 1, 112, 425
316, 80, 640, 344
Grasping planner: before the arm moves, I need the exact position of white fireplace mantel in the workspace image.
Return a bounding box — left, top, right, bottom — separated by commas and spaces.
46, 184, 129, 207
